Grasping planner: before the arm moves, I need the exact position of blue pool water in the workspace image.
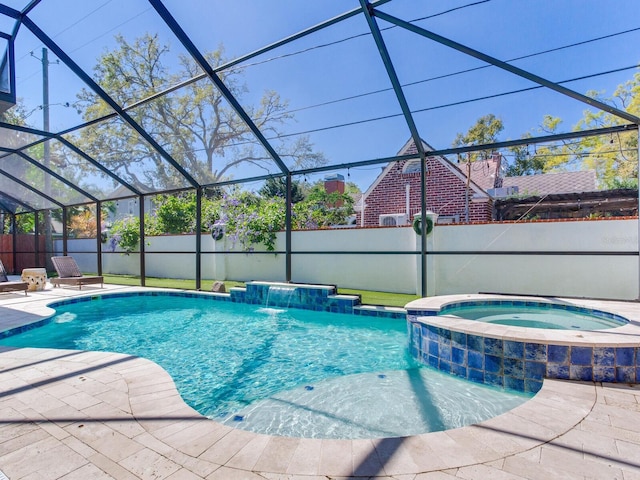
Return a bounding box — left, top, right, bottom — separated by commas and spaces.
440, 302, 627, 330
0, 293, 530, 438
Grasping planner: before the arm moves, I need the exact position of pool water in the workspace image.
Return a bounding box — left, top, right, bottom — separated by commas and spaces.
440, 303, 627, 330
0, 293, 530, 438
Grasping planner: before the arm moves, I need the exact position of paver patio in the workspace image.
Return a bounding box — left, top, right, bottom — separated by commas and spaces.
1, 284, 639, 479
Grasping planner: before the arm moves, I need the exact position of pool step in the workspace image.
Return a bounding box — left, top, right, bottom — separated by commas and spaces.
223, 283, 405, 318
354, 304, 407, 319
326, 293, 361, 313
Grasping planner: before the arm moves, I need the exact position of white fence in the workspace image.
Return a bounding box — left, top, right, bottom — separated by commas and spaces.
59, 217, 640, 300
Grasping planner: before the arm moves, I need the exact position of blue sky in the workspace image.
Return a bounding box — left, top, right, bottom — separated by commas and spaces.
4, 0, 640, 192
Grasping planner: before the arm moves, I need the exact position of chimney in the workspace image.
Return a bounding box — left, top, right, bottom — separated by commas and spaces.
324, 173, 345, 195
324, 173, 345, 207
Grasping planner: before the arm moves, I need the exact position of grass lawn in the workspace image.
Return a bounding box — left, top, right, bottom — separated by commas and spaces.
337, 288, 420, 308
102, 275, 419, 308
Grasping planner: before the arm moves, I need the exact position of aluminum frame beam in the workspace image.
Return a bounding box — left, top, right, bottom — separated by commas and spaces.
360, 0, 430, 296
0, 191, 34, 212
373, 8, 640, 126
149, 0, 291, 175
8, 150, 99, 202
0, 167, 64, 209
0, 123, 143, 201
20, 14, 201, 189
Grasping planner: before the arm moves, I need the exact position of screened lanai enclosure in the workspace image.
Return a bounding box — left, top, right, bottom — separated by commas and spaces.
0, 0, 639, 298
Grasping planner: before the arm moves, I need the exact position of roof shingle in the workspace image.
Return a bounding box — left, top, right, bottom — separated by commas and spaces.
503, 170, 597, 196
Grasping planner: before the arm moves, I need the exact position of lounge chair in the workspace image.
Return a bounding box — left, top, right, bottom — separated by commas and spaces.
51, 256, 103, 290
0, 259, 28, 295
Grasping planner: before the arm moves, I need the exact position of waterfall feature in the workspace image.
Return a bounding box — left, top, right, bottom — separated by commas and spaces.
265, 285, 297, 309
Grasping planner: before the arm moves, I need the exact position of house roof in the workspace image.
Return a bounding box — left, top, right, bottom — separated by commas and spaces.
503, 170, 598, 196
361, 138, 490, 203
362, 136, 600, 204
455, 157, 502, 191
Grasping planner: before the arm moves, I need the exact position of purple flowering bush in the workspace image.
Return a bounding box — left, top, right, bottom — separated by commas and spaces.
106, 185, 355, 254
216, 191, 285, 251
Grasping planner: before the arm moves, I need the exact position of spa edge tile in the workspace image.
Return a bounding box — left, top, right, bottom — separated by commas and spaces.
570, 346, 593, 366
524, 360, 546, 381
503, 340, 524, 359
525, 343, 547, 362
615, 347, 636, 367
468, 350, 484, 370
594, 347, 616, 367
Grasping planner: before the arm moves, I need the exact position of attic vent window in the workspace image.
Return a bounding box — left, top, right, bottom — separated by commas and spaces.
403, 160, 421, 174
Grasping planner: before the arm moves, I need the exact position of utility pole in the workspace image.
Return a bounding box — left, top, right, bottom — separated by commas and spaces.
42, 47, 50, 193
465, 151, 471, 223
32, 47, 58, 269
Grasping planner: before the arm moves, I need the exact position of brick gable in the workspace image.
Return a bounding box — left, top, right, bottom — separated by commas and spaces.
358, 155, 493, 227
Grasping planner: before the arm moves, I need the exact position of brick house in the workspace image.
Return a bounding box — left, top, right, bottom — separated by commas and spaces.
355, 138, 498, 227
355, 138, 600, 227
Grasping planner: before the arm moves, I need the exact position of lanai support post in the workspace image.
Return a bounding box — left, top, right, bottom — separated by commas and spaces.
420, 157, 428, 298
286, 173, 292, 283
195, 187, 202, 291
11, 213, 16, 274
62, 207, 68, 255
138, 195, 145, 287
96, 201, 102, 276
34, 210, 39, 267
360, 0, 429, 297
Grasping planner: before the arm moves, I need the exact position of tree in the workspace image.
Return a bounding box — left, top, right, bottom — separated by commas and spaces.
505, 117, 566, 177
293, 184, 355, 229
571, 86, 638, 188
153, 193, 197, 234
505, 144, 547, 176
452, 114, 504, 161
67, 206, 100, 238
6, 213, 35, 234
72, 34, 327, 191
513, 78, 639, 188
259, 176, 305, 203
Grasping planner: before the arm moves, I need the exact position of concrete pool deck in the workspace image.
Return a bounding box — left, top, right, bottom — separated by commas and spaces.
0, 284, 640, 479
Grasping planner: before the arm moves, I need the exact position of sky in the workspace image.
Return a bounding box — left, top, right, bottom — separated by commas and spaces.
1, 0, 640, 195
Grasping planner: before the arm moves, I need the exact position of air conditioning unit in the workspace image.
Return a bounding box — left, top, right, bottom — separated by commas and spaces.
487, 186, 519, 198
379, 213, 408, 226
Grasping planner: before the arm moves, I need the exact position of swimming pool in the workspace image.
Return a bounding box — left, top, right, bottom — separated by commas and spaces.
439, 301, 627, 330
0, 292, 529, 439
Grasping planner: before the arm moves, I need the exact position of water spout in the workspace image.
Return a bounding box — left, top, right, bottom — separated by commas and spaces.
266, 285, 297, 309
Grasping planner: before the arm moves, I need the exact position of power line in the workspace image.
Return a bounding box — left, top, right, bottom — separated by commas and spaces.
15, 0, 114, 64
225, 1, 493, 75
284, 27, 640, 116
64, 0, 493, 106
179, 63, 640, 158
269, 64, 640, 142
16, 4, 152, 86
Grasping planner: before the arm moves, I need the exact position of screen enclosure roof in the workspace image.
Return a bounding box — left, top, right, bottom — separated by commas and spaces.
0, 0, 638, 214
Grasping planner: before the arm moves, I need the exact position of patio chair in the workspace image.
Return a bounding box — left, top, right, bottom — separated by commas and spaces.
0, 259, 28, 295
51, 256, 103, 290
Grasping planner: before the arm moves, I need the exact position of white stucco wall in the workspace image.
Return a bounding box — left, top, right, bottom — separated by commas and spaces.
431, 219, 639, 300
289, 227, 417, 293
58, 218, 640, 300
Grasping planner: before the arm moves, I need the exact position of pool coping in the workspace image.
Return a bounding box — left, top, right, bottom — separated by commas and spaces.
405, 293, 640, 346
406, 293, 640, 392
0, 345, 602, 477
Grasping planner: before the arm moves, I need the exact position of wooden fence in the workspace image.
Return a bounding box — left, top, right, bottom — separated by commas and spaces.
0, 234, 47, 273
